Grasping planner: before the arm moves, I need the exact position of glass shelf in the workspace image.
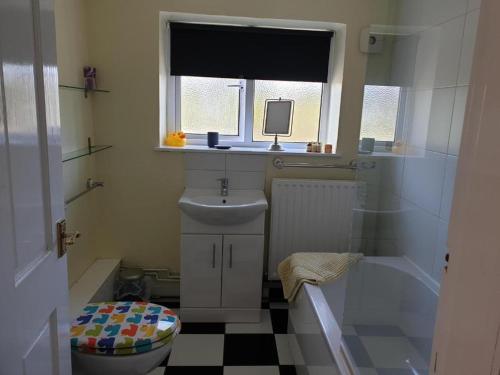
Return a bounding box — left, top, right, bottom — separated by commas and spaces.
62, 145, 112, 162
59, 84, 110, 98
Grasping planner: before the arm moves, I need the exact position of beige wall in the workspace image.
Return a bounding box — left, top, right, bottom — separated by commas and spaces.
71, 0, 396, 272
55, 0, 99, 285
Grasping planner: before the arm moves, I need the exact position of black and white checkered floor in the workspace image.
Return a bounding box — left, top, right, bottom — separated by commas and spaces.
149, 291, 432, 375
148, 300, 294, 375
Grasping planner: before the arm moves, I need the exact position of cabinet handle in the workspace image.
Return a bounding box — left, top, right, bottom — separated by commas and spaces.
212, 244, 216, 268
229, 244, 233, 268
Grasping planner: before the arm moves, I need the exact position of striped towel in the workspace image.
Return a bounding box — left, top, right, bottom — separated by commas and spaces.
278, 252, 363, 302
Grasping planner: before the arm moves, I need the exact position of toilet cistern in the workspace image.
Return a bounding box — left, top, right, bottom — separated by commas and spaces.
218, 177, 229, 196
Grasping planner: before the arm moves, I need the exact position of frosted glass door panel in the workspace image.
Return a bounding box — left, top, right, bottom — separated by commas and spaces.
180, 76, 240, 135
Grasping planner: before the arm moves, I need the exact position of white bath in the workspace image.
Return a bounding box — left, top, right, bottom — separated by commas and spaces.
287, 256, 439, 375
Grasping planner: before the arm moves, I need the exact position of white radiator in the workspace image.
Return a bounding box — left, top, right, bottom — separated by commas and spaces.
268, 178, 363, 279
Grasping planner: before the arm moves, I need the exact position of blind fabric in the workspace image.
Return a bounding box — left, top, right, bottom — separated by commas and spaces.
169, 22, 334, 83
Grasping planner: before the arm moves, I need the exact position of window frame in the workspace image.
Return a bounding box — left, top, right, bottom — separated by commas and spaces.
173, 76, 330, 149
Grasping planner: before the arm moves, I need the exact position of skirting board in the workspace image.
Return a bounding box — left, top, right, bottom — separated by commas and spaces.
69, 259, 121, 317
180, 308, 262, 323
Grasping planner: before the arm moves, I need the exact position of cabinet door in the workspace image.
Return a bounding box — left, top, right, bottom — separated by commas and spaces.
222, 235, 264, 308
181, 234, 222, 308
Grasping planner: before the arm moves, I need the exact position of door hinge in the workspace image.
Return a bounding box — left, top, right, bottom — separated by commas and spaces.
433, 351, 438, 373
56, 219, 80, 258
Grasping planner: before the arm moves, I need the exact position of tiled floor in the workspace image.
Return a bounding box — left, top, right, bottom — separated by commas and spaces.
147, 292, 432, 375
148, 298, 296, 375
342, 324, 432, 375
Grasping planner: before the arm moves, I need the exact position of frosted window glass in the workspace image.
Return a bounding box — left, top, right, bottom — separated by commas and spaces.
360, 85, 401, 142
180, 76, 240, 135
253, 80, 322, 142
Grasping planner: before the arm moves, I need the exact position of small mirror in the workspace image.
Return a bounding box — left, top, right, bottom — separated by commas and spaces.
263, 99, 294, 151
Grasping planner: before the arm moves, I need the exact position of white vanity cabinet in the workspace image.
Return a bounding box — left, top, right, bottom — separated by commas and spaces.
180, 233, 264, 322
221, 235, 264, 308
180, 234, 223, 308
178, 187, 268, 322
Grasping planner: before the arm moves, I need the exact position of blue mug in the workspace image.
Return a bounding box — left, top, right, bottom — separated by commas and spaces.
207, 132, 219, 148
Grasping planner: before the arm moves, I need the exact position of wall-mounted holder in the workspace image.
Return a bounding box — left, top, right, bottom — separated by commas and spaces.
59, 84, 110, 98
273, 158, 376, 170
65, 178, 104, 206
62, 137, 112, 162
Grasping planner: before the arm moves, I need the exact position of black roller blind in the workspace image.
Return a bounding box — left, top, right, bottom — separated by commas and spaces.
169, 22, 334, 83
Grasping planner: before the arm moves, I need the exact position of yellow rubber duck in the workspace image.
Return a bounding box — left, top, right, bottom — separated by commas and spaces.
163, 131, 186, 147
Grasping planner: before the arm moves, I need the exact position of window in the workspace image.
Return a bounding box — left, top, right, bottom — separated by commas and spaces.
176, 77, 324, 145
166, 21, 335, 147
359, 85, 402, 146
179, 77, 241, 136
253, 80, 323, 143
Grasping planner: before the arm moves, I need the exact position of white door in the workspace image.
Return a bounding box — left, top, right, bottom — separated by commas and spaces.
431, 0, 500, 373
0, 0, 71, 374
180, 234, 223, 308
221, 235, 264, 308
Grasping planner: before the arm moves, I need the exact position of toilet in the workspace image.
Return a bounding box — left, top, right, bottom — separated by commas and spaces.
70, 301, 180, 375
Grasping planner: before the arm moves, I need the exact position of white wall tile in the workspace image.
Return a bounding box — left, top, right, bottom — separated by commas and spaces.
351, 209, 365, 240
413, 29, 440, 90
227, 171, 265, 190
458, 10, 480, 85
401, 148, 447, 216
421, 0, 468, 27
433, 16, 466, 88
439, 155, 458, 222
426, 88, 456, 153
226, 154, 267, 172
432, 219, 449, 282
406, 89, 433, 148
413, 17, 464, 89
390, 35, 419, 87
377, 189, 403, 211
184, 153, 225, 171
374, 239, 400, 256
185, 170, 225, 189
467, 0, 482, 11
399, 200, 440, 275
396, 0, 425, 28
376, 208, 403, 242
448, 86, 469, 156
396, 0, 467, 29
379, 156, 405, 194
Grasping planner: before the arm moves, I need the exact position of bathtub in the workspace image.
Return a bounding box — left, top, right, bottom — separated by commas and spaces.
287, 256, 439, 375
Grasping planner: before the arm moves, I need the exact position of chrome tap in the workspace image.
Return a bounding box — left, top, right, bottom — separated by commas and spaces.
218, 178, 229, 196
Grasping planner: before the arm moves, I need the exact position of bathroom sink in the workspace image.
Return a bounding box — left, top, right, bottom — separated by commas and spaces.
178, 189, 268, 225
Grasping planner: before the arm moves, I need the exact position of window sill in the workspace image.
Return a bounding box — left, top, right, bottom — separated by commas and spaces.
357, 151, 405, 158
155, 145, 342, 158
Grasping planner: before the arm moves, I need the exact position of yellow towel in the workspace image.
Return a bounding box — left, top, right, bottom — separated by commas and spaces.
278, 252, 363, 302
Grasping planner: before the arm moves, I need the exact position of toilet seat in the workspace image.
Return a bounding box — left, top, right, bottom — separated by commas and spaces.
70, 302, 180, 356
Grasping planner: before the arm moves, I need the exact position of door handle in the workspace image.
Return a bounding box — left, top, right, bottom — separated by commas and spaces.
229, 244, 233, 268
56, 219, 81, 258
212, 244, 216, 268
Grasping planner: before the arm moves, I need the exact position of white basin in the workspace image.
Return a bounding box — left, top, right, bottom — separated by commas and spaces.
178, 189, 268, 225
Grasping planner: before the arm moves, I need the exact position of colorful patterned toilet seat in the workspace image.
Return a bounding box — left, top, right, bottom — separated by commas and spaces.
70, 302, 180, 355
